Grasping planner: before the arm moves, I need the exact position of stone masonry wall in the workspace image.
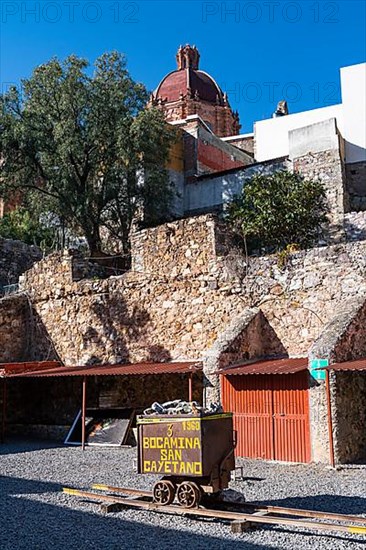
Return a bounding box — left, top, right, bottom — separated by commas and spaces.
310, 295, 366, 364
333, 371, 366, 463
346, 161, 366, 211
6, 213, 366, 461
308, 377, 330, 464
309, 296, 366, 463
332, 300, 366, 363
19, 215, 366, 369
130, 215, 222, 277
289, 118, 350, 231
327, 299, 366, 463
204, 309, 287, 403
0, 238, 41, 290
344, 211, 366, 242
0, 294, 29, 362
293, 150, 349, 235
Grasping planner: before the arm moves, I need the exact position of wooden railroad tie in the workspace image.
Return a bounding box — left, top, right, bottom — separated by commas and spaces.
231, 511, 269, 533
100, 502, 128, 514
63, 487, 366, 537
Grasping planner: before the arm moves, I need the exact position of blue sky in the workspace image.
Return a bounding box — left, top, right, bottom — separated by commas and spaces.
1, 0, 365, 132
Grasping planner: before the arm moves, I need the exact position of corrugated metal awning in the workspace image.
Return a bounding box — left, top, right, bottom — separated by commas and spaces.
3, 361, 202, 378
326, 359, 366, 372
0, 361, 61, 378
217, 357, 308, 376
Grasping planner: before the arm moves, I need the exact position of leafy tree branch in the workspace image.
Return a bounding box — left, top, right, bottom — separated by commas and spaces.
0, 52, 176, 255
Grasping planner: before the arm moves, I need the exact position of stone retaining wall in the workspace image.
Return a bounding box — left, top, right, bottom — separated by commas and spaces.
293, 149, 348, 234
7, 214, 366, 462
0, 238, 41, 290
346, 161, 366, 211
344, 211, 366, 242
333, 371, 366, 463
0, 294, 28, 362
19, 215, 366, 368
308, 295, 366, 464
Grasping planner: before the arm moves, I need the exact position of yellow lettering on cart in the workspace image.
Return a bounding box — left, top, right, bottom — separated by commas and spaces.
143, 460, 203, 475
166, 449, 182, 461
143, 436, 201, 451
183, 420, 200, 431
194, 462, 202, 475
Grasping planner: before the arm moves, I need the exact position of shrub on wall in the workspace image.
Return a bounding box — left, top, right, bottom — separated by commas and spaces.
225, 170, 328, 255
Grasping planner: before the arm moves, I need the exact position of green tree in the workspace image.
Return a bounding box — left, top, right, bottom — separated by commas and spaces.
226, 170, 328, 254
0, 52, 175, 255
0, 207, 55, 249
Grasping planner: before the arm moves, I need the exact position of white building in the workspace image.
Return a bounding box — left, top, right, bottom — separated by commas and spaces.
184, 62, 366, 216
254, 62, 366, 165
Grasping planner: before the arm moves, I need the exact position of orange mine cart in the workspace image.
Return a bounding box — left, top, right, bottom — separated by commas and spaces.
137, 413, 235, 508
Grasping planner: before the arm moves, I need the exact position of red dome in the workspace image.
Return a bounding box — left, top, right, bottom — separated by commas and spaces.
150, 46, 241, 138
155, 68, 224, 105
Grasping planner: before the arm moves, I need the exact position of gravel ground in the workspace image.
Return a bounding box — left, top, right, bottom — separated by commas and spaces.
1, 438, 366, 550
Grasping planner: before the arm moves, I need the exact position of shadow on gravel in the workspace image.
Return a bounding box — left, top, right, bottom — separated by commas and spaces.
0, 474, 61, 495
266, 526, 366, 545
0, 475, 271, 550
0, 438, 64, 455
252, 495, 366, 543
255, 494, 366, 515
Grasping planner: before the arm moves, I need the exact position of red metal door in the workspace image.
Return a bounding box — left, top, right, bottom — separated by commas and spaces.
221, 372, 311, 463
222, 375, 274, 460
272, 371, 311, 463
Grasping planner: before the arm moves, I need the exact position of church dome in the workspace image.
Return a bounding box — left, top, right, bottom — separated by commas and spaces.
150, 45, 241, 137
154, 45, 225, 105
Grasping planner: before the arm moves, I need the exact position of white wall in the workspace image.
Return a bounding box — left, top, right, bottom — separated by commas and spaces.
288, 118, 340, 159
254, 62, 366, 164
184, 159, 290, 214
341, 63, 366, 163
254, 104, 343, 162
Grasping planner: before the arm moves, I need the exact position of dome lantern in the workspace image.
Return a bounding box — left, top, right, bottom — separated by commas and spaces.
176, 44, 200, 70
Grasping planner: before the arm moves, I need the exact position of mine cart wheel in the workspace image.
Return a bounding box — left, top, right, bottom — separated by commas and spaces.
153, 480, 176, 505
177, 482, 201, 508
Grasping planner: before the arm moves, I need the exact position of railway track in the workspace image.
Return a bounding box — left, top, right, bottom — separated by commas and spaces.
63, 484, 366, 536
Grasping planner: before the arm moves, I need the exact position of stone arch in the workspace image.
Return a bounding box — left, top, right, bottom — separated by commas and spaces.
203, 308, 287, 404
